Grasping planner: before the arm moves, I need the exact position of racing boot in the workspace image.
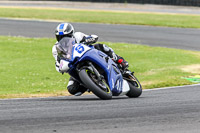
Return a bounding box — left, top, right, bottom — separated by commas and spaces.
67, 77, 87, 96
111, 53, 129, 71
116, 56, 129, 70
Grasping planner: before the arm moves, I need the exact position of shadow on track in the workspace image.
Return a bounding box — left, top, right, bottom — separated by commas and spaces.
39, 95, 134, 102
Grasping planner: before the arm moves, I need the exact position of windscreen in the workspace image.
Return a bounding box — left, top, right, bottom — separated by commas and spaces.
56, 37, 75, 60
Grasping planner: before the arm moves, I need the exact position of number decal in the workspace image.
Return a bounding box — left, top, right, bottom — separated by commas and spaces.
73, 44, 91, 59
75, 44, 85, 54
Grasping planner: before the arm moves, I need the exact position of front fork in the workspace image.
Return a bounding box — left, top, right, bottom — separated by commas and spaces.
76, 61, 104, 81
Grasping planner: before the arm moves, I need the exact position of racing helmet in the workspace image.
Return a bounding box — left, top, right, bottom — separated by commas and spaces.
55, 23, 74, 41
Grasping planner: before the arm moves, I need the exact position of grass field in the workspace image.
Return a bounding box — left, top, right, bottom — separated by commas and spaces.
0, 7, 200, 28
0, 36, 200, 98
0, 6, 200, 98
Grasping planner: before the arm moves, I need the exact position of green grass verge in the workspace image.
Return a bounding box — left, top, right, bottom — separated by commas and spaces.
0, 36, 200, 98
0, 7, 200, 28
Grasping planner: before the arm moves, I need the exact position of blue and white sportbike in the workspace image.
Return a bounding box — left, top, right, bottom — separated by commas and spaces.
58, 40, 142, 100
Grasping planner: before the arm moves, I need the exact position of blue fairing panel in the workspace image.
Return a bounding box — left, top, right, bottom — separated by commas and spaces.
78, 49, 123, 95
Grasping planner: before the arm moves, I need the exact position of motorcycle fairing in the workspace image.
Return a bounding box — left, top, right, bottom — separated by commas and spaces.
68, 43, 123, 96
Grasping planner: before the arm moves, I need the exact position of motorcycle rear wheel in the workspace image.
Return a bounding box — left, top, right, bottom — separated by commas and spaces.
126, 75, 142, 98
79, 68, 112, 100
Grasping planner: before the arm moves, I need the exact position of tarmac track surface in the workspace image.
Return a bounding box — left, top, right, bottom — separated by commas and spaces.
0, 85, 200, 133
0, 18, 200, 133
0, 18, 200, 51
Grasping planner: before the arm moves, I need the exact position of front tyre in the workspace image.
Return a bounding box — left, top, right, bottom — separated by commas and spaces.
79, 68, 112, 100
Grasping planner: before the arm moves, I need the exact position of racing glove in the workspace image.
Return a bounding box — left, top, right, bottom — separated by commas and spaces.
81, 35, 98, 45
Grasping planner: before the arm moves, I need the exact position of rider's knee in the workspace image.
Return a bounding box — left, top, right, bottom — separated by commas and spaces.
67, 77, 87, 95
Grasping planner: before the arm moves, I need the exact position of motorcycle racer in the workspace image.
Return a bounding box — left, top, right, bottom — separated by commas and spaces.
52, 22, 129, 96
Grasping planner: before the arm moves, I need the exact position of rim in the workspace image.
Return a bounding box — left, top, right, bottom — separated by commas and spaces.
86, 70, 111, 93
129, 75, 141, 88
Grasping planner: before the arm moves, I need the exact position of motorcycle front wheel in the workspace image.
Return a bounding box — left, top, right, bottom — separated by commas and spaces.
79, 68, 112, 100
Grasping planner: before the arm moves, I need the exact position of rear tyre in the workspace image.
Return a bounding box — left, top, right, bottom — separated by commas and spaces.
79, 68, 112, 100
126, 75, 142, 98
